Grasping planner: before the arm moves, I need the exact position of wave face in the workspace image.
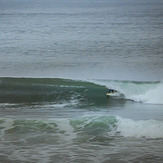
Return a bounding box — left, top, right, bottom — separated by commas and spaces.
0, 78, 107, 106
71, 116, 163, 139
0, 116, 163, 140
0, 78, 162, 105
90, 79, 163, 105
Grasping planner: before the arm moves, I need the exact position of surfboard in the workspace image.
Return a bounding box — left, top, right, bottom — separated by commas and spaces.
106, 89, 118, 96
106, 92, 114, 96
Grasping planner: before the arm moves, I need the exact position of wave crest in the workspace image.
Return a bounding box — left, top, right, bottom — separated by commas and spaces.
132, 82, 163, 104
116, 116, 163, 139
91, 79, 163, 105
0, 77, 162, 105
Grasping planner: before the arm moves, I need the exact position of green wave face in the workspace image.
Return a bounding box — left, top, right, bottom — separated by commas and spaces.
0, 116, 118, 145
0, 77, 162, 105
0, 78, 108, 106
1, 116, 162, 143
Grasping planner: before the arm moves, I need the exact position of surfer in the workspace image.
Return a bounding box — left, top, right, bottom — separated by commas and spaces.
108, 89, 117, 93
106, 89, 117, 96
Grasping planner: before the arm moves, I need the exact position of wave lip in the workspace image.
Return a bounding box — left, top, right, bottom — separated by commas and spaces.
131, 82, 163, 104
90, 79, 163, 105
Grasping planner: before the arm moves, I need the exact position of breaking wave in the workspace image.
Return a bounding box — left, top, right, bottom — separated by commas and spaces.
0, 115, 163, 140
0, 77, 162, 105
90, 79, 163, 105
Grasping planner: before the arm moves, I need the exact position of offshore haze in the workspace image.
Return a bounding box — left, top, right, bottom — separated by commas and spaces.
0, 0, 163, 81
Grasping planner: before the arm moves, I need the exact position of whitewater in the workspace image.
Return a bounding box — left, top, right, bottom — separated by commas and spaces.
0, 0, 163, 162
90, 79, 163, 104
0, 77, 163, 163
1, 77, 163, 105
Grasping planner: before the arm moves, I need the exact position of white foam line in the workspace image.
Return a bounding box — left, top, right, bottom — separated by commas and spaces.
116, 116, 163, 139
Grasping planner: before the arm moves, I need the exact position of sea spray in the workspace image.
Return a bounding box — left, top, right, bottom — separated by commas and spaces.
90, 79, 162, 104
116, 116, 163, 139
132, 82, 163, 104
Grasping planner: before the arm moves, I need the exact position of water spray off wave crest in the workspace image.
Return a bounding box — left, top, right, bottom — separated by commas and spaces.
91, 79, 163, 105
132, 82, 163, 104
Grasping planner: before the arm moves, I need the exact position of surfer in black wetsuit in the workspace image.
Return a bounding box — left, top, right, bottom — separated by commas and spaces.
107, 89, 117, 93
106, 89, 117, 97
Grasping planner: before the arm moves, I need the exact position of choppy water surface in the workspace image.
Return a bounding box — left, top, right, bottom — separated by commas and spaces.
0, 78, 163, 163
0, 0, 163, 162
0, 0, 163, 80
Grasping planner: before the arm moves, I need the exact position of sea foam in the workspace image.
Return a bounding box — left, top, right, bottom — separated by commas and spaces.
116, 116, 163, 139
132, 82, 163, 104
91, 79, 163, 105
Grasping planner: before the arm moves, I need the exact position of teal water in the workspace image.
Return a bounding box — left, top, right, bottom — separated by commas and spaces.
0, 78, 163, 162
0, 0, 163, 162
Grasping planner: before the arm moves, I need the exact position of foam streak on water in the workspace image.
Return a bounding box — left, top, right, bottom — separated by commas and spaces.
116, 116, 163, 139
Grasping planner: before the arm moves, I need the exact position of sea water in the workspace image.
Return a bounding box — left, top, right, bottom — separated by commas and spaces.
0, 0, 163, 163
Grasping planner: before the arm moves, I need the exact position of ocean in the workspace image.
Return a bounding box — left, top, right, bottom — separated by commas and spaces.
0, 0, 163, 163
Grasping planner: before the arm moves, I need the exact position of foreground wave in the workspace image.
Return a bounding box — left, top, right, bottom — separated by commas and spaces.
0, 77, 162, 105
0, 115, 163, 140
